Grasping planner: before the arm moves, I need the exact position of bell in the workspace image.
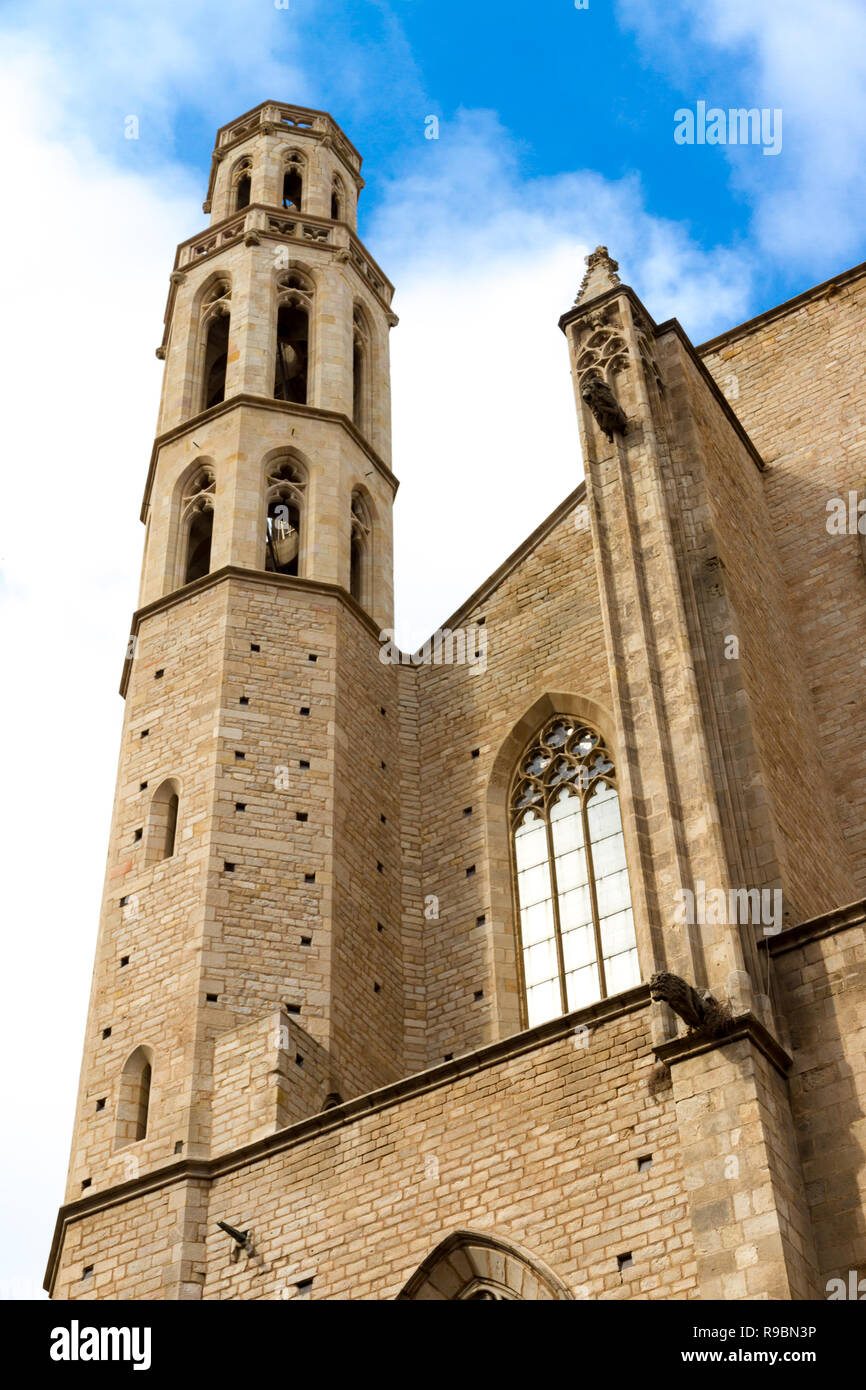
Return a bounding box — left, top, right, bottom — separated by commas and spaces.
271, 519, 299, 569
278, 341, 301, 380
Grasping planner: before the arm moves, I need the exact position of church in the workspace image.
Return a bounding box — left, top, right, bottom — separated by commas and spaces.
45, 101, 866, 1301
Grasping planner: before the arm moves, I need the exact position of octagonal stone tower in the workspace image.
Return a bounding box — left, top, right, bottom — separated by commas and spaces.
54, 104, 405, 1296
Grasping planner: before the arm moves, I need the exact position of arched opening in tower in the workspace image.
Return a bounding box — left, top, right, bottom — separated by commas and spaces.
235, 174, 251, 211
185, 507, 213, 584
353, 335, 366, 430
350, 531, 364, 603
164, 793, 179, 858
331, 185, 342, 220
266, 497, 300, 575
282, 168, 303, 211
274, 305, 308, 404
115, 1047, 153, 1149
202, 314, 230, 409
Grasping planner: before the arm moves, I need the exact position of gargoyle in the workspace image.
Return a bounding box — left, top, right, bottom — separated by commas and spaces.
649, 971, 718, 1030
580, 376, 628, 440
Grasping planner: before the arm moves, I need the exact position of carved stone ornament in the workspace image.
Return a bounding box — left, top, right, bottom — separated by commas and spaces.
649, 971, 733, 1037
576, 245, 621, 304
581, 376, 628, 440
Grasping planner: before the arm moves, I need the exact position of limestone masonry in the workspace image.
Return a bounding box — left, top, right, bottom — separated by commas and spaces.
46, 102, 866, 1301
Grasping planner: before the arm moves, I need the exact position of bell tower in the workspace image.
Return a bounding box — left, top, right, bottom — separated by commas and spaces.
54, 103, 405, 1296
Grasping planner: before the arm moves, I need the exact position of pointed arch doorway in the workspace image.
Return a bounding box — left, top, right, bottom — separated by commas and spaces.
396, 1230, 574, 1301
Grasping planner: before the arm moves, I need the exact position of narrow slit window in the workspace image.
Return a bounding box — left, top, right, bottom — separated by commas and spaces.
114, 1047, 153, 1149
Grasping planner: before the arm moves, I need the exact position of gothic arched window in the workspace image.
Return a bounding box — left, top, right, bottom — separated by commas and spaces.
350, 490, 372, 607
331, 175, 345, 221
511, 717, 639, 1027
181, 465, 215, 584
274, 271, 312, 404
264, 455, 306, 575
282, 151, 304, 211
115, 1046, 153, 1149
200, 279, 231, 411
233, 158, 252, 212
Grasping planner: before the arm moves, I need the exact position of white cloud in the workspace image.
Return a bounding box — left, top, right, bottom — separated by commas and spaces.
374, 110, 752, 646
618, 0, 866, 266
0, 54, 200, 1300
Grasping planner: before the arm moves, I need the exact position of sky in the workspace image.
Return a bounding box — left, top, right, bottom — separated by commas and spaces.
0, 0, 864, 1299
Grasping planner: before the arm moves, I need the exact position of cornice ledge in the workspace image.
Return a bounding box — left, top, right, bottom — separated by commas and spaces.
697, 260, 866, 356
558, 282, 656, 336
763, 896, 866, 957
44, 983, 651, 1292
653, 1010, 792, 1078
140, 395, 397, 522
119, 567, 382, 696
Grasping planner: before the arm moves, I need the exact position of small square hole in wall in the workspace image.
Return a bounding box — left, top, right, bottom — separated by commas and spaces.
381, 760, 387, 770
239, 696, 249, 706
206, 993, 219, 1003
120, 956, 129, 967
300, 936, 312, 946
300, 706, 310, 717
154, 668, 164, 680
119, 895, 129, 907
470, 748, 480, 759
81, 1179, 92, 1191
295, 1053, 304, 1067
377, 861, 384, 874
235, 750, 245, 761
102, 1027, 112, 1039
250, 643, 260, 652
284, 1002, 301, 1015
477, 616, 486, 626
443, 1053, 453, 1062
82, 1265, 94, 1280
373, 982, 381, 994
476, 914, 486, 927
296, 812, 308, 822
466, 864, 476, 878
235, 802, 246, 812
380, 707, 386, 716
474, 990, 484, 1001
463, 806, 472, 817
376, 922, 384, 934
224, 862, 235, 873
617, 1253, 634, 1272
174, 1141, 183, 1154
299, 759, 310, 770
304, 872, 315, 884
133, 827, 142, 842
295, 1277, 314, 1299
140, 781, 148, 791
95, 1098, 106, 1112
637, 1154, 654, 1172
308, 653, 318, 663
140, 729, 149, 739
380, 813, 386, 824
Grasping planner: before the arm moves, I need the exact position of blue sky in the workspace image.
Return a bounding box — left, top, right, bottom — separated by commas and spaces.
0, 0, 864, 1301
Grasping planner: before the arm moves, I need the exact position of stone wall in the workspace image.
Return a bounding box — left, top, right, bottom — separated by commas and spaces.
770, 908, 866, 1291
52, 995, 701, 1301
700, 267, 866, 897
